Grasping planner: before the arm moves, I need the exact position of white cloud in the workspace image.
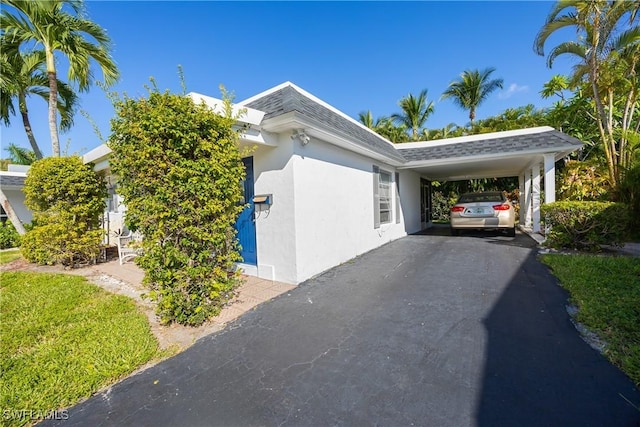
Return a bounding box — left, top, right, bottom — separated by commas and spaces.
498, 83, 529, 100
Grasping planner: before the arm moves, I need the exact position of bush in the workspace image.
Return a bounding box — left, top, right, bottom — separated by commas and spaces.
541, 201, 629, 251
617, 163, 640, 238
21, 157, 106, 266
557, 159, 611, 201
0, 221, 20, 249
109, 87, 246, 326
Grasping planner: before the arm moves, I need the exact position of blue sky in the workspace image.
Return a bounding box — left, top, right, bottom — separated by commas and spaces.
1, 1, 577, 157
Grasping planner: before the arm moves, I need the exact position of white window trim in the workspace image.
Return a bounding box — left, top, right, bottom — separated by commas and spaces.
373, 165, 395, 229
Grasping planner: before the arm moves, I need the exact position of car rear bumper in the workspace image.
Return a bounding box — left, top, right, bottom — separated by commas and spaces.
450, 217, 513, 229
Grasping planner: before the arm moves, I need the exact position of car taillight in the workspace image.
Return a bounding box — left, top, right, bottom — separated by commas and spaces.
451, 206, 465, 212
492, 204, 511, 211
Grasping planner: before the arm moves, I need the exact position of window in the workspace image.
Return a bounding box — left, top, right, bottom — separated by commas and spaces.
373, 165, 393, 228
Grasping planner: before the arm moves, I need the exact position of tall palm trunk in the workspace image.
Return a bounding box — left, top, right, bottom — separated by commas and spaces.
48, 71, 60, 157
18, 92, 43, 159
46, 47, 60, 157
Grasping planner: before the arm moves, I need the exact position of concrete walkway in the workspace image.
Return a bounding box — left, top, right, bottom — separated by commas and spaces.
87, 260, 296, 349
42, 231, 640, 427
91, 260, 295, 325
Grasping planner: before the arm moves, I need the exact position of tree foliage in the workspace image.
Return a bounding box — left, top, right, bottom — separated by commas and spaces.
557, 159, 612, 201
0, 0, 118, 157
4, 143, 37, 165
108, 88, 246, 326
0, 36, 78, 159
535, 0, 640, 187
21, 156, 106, 266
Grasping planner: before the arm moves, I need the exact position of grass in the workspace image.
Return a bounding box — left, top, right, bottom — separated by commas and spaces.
0, 272, 161, 427
0, 249, 22, 265
541, 254, 640, 386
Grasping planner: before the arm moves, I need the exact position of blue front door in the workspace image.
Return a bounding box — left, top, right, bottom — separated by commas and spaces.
235, 157, 257, 265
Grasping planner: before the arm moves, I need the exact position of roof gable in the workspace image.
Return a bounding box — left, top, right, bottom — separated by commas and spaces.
242, 83, 405, 163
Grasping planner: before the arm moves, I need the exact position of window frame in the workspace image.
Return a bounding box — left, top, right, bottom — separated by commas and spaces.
373, 165, 394, 228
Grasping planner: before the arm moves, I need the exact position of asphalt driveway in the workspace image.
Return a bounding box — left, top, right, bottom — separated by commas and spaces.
45, 229, 640, 426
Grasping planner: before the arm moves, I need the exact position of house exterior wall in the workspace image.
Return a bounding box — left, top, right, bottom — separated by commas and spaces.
249, 135, 421, 284
250, 137, 299, 284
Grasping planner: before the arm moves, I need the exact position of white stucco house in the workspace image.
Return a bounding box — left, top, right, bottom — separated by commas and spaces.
78, 81, 582, 285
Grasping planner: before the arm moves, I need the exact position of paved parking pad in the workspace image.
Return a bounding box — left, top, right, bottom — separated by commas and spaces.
44, 231, 640, 426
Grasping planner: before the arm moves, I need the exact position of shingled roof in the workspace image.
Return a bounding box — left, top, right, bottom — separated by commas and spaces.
244, 85, 406, 163
0, 174, 26, 187
242, 84, 583, 166
398, 128, 584, 162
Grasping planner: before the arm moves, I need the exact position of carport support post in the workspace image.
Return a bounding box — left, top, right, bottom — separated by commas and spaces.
543, 154, 556, 235
531, 164, 541, 233
523, 170, 532, 228
543, 153, 556, 204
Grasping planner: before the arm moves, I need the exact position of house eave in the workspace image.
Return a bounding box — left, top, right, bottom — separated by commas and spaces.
262, 112, 405, 166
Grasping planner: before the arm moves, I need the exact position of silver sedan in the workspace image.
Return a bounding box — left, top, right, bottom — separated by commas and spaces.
450, 191, 516, 236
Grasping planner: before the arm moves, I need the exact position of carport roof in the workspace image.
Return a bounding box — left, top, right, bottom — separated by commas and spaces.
398, 128, 583, 161
396, 127, 583, 180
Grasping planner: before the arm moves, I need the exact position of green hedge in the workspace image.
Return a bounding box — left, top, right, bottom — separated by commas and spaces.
541, 201, 629, 251
20, 157, 106, 267
108, 88, 245, 326
617, 164, 640, 238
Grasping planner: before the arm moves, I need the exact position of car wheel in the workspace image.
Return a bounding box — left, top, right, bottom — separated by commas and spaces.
450, 227, 459, 236
507, 226, 516, 237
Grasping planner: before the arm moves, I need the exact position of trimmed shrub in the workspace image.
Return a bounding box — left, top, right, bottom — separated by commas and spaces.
541, 201, 629, 251
0, 221, 20, 249
21, 157, 106, 266
108, 88, 246, 326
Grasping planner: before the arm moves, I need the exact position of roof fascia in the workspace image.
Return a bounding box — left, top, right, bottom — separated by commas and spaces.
262, 112, 404, 166
396, 126, 557, 149
398, 146, 579, 170
188, 92, 265, 126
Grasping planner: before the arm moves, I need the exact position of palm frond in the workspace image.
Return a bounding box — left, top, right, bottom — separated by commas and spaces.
547, 41, 588, 67
4, 143, 37, 165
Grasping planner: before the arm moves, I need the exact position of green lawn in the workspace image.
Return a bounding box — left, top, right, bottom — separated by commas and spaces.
0, 249, 22, 265
0, 272, 160, 427
541, 254, 640, 386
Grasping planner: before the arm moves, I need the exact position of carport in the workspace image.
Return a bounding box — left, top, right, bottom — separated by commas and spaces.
396, 126, 584, 233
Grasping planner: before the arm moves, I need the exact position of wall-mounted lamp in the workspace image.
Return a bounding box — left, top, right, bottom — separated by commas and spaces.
291, 129, 311, 146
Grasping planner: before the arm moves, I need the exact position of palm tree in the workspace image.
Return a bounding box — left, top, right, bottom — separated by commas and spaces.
5, 143, 37, 165
1, 0, 119, 157
441, 68, 504, 123
534, 0, 640, 186
0, 36, 77, 159
358, 110, 376, 129
358, 110, 409, 143
391, 89, 435, 141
